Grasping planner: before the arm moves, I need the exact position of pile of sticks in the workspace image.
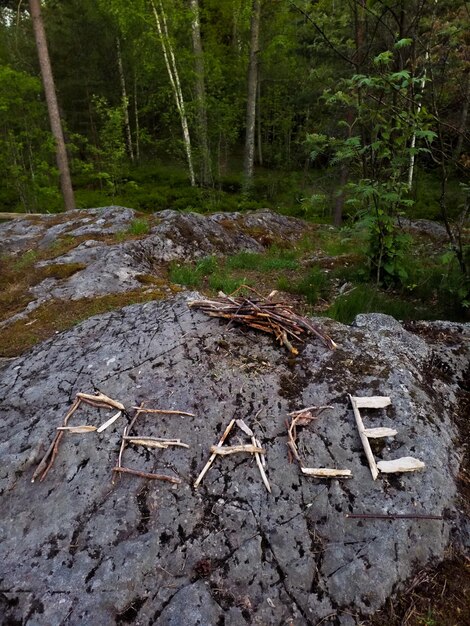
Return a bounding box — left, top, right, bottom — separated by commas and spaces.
188, 289, 337, 354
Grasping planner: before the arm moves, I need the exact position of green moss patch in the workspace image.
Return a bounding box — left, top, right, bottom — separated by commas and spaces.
0, 288, 172, 357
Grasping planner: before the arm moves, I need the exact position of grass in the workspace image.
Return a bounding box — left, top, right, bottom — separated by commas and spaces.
325, 285, 434, 324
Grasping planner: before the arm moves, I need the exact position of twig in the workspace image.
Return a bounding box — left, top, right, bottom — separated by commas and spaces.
112, 466, 181, 484
77, 392, 125, 411
345, 513, 444, 520
130, 407, 195, 416
32, 397, 81, 482
56, 425, 97, 433
210, 444, 264, 455
125, 436, 189, 449
349, 394, 379, 480
252, 436, 271, 493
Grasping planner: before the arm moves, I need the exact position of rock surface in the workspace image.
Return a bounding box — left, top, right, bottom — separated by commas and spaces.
0, 207, 309, 328
0, 294, 468, 625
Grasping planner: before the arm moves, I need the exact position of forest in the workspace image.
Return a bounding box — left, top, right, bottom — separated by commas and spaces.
0, 0, 469, 320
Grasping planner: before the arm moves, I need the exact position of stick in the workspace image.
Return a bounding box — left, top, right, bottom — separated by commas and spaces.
125, 437, 190, 449
252, 436, 271, 493
346, 513, 443, 520
77, 392, 125, 411
130, 407, 195, 416
301, 468, 352, 478
112, 466, 181, 484
194, 419, 236, 488
32, 397, 82, 482
349, 394, 379, 480
210, 444, 264, 456
56, 425, 97, 433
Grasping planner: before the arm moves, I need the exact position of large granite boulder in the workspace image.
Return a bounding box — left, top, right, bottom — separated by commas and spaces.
0, 294, 468, 625
0, 208, 309, 329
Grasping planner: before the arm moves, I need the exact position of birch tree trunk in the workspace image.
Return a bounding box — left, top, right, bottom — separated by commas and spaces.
407, 55, 428, 189
190, 0, 212, 186
151, 0, 195, 187
116, 37, 134, 163
29, 0, 75, 211
243, 0, 261, 191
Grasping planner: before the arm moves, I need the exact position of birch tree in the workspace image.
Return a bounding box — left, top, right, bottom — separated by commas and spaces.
151, 0, 195, 187
28, 0, 75, 211
243, 0, 261, 191
116, 36, 134, 162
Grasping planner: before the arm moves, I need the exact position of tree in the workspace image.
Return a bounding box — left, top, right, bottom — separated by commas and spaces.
28, 0, 75, 211
243, 0, 261, 191
190, 0, 212, 186
151, 0, 195, 187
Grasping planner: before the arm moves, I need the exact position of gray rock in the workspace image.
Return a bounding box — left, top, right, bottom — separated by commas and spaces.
0, 295, 468, 625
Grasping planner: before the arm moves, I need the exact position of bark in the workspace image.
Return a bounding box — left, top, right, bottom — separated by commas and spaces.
29, 0, 75, 211
133, 75, 140, 162
190, 0, 212, 186
116, 37, 134, 162
243, 0, 261, 191
257, 72, 263, 166
151, 0, 195, 187
454, 71, 470, 161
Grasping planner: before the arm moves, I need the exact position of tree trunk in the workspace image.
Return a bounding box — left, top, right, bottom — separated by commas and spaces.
116, 37, 134, 162
243, 0, 261, 192
134, 75, 140, 162
29, 0, 75, 211
408, 53, 428, 189
256, 71, 263, 166
454, 71, 470, 161
151, 0, 195, 187
190, 0, 212, 186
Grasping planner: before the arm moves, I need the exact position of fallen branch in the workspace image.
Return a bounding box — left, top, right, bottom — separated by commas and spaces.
112, 466, 181, 484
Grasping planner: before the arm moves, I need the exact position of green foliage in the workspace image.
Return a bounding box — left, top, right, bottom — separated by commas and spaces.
0, 66, 60, 212
277, 266, 328, 305
92, 95, 128, 196
127, 218, 150, 235
308, 40, 437, 287
168, 263, 202, 288
208, 274, 250, 294
326, 285, 430, 324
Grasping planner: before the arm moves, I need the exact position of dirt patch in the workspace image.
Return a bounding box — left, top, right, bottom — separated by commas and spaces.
366, 551, 470, 626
